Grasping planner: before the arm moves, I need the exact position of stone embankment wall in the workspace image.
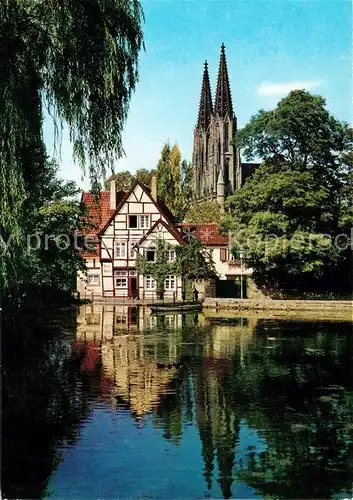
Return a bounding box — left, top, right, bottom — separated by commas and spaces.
203, 298, 353, 312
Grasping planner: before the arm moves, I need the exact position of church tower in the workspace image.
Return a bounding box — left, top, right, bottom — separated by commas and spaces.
192, 60, 213, 200
192, 44, 239, 206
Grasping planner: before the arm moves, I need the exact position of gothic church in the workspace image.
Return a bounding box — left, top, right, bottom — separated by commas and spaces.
192, 44, 256, 206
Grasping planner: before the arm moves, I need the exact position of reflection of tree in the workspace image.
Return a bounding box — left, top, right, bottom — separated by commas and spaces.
2, 318, 95, 499
228, 319, 353, 499
149, 317, 353, 499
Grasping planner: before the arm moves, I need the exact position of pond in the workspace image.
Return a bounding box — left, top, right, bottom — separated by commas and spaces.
3, 305, 353, 499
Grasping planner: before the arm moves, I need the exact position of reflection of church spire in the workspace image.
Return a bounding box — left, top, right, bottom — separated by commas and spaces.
194, 362, 239, 498
194, 369, 215, 490
215, 388, 238, 499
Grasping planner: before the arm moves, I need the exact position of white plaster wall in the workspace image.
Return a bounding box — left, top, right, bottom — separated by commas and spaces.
208, 246, 252, 279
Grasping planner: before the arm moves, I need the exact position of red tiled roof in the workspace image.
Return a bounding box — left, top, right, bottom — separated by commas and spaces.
81, 191, 114, 237
178, 223, 229, 246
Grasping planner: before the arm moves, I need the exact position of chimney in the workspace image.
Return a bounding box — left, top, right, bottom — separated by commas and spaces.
151, 175, 157, 201
110, 179, 117, 210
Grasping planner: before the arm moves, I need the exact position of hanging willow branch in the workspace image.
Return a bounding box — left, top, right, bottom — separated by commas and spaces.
0, 0, 144, 288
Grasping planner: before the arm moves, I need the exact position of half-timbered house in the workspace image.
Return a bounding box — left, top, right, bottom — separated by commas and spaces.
78, 178, 185, 299
78, 178, 255, 300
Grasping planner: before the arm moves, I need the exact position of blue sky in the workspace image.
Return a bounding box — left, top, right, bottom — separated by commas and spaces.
44, 0, 352, 189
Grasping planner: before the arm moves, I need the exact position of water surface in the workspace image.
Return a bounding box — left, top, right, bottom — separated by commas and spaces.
3, 306, 353, 499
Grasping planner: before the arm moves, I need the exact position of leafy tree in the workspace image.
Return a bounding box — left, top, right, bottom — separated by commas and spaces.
156, 143, 173, 207
2, 160, 86, 309
170, 144, 182, 214
180, 160, 193, 218
1, 0, 144, 297
221, 90, 353, 295
104, 168, 156, 191
175, 238, 216, 282
135, 168, 156, 188
104, 171, 133, 191
185, 200, 222, 223
156, 143, 192, 220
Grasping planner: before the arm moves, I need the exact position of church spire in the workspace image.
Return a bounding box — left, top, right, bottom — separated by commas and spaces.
197, 61, 213, 130
214, 44, 233, 118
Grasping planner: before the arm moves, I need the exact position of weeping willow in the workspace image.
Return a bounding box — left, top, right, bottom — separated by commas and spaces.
0, 0, 144, 290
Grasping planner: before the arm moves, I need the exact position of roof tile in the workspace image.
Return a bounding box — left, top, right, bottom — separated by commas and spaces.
178, 223, 229, 246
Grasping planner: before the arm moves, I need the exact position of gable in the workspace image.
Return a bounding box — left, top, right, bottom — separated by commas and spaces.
98, 182, 175, 237
137, 219, 186, 248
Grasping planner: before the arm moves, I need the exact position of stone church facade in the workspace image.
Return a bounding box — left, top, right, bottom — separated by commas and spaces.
192, 44, 257, 205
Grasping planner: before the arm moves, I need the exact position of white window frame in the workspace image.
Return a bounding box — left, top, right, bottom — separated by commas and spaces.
145, 275, 156, 289
116, 314, 127, 324
166, 250, 176, 262
115, 241, 127, 258
115, 270, 128, 288
165, 275, 176, 290
87, 273, 100, 285
129, 240, 138, 258
139, 215, 150, 229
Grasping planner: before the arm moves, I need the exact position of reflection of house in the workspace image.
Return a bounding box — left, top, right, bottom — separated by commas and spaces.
76, 305, 187, 418
101, 337, 177, 417
77, 304, 188, 339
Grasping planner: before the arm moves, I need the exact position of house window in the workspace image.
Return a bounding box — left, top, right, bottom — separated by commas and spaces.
128, 215, 138, 228
146, 249, 155, 262
220, 248, 228, 262
139, 215, 150, 229
129, 240, 138, 258
166, 250, 176, 262
115, 270, 128, 288
116, 314, 127, 324
129, 269, 137, 276
87, 273, 100, 285
165, 275, 176, 290
165, 315, 176, 328
145, 276, 155, 289
116, 241, 126, 258
93, 258, 96, 267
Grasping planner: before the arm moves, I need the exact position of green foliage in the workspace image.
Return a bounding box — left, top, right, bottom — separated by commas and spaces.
170, 144, 182, 214
136, 238, 180, 295
180, 160, 193, 217
136, 237, 216, 296
1, 0, 144, 305
222, 90, 353, 294
175, 238, 216, 282
156, 143, 192, 220
185, 200, 222, 223
156, 143, 173, 207
104, 168, 156, 191
1, 159, 86, 306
